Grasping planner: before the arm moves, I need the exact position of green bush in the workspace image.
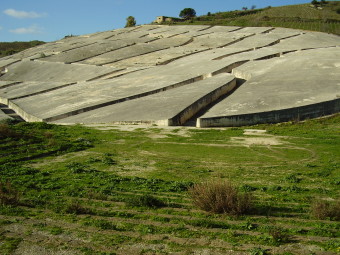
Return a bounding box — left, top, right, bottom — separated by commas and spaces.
188, 180, 253, 215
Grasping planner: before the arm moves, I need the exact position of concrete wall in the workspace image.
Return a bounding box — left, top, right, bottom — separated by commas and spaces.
169, 78, 237, 126
197, 98, 340, 127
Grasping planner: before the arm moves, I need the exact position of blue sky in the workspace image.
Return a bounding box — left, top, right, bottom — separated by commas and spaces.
1, 0, 316, 42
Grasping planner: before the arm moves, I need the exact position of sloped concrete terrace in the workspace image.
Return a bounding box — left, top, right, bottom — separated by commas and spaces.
0, 25, 339, 127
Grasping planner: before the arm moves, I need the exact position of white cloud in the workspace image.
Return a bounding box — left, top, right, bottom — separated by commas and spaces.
10, 25, 43, 34
4, 9, 46, 19
0, 26, 3, 30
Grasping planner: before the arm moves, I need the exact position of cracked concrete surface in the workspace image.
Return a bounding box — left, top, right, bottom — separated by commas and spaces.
0, 25, 339, 126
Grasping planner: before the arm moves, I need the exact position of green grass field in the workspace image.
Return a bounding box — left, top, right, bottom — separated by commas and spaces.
0, 115, 339, 254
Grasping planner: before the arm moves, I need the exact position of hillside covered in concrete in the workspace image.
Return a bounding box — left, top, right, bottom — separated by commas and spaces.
0, 25, 339, 127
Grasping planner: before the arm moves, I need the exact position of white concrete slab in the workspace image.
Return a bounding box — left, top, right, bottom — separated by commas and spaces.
0, 25, 338, 126
53, 73, 236, 125
0, 60, 121, 82
198, 47, 340, 126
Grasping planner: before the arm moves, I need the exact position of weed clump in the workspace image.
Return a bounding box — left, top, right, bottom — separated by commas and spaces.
64, 200, 92, 215
0, 124, 19, 139
268, 227, 291, 245
248, 247, 269, 255
189, 180, 253, 215
311, 199, 340, 221
65, 162, 97, 174
127, 194, 166, 208
0, 181, 21, 206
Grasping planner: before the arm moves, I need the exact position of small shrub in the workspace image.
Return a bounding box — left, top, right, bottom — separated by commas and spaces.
240, 220, 257, 230
268, 227, 291, 245
188, 180, 253, 215
64, 200, 92, 215
0, 181, 21, 206
0, 124, 19, 139
127, 194, 166, 208
86, 190, 108, 200
311, 200, 340, 220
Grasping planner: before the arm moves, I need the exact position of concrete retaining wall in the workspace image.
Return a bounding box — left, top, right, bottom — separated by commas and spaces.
169, 78, 237, 126
197, 98, 340, 127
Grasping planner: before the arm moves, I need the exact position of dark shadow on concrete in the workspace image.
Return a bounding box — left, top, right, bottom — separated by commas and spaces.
0, 103, 25, 122
183, 78, 246, 126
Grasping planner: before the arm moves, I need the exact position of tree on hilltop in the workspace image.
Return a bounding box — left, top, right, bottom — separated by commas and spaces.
125, 16, 136, 27
179, 8, 196, 19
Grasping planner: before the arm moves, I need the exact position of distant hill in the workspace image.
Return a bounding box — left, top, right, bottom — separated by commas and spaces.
158, 1, 340, 35
0, 41, 45, 58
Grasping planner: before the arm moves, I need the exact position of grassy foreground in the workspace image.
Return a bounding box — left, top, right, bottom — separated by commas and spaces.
0, 115, 339, 254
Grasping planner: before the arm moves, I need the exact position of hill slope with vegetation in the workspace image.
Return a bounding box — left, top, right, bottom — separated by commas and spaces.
0, 41, 45, 58
164, 1, 340, 35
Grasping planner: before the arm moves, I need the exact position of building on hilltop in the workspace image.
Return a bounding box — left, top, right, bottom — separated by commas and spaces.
154, 16, 184, 24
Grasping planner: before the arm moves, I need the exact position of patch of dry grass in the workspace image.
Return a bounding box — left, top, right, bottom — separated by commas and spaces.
188, 179, 253, 215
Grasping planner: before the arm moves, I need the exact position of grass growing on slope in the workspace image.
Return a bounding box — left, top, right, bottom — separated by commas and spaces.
165, 2, 340, 35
